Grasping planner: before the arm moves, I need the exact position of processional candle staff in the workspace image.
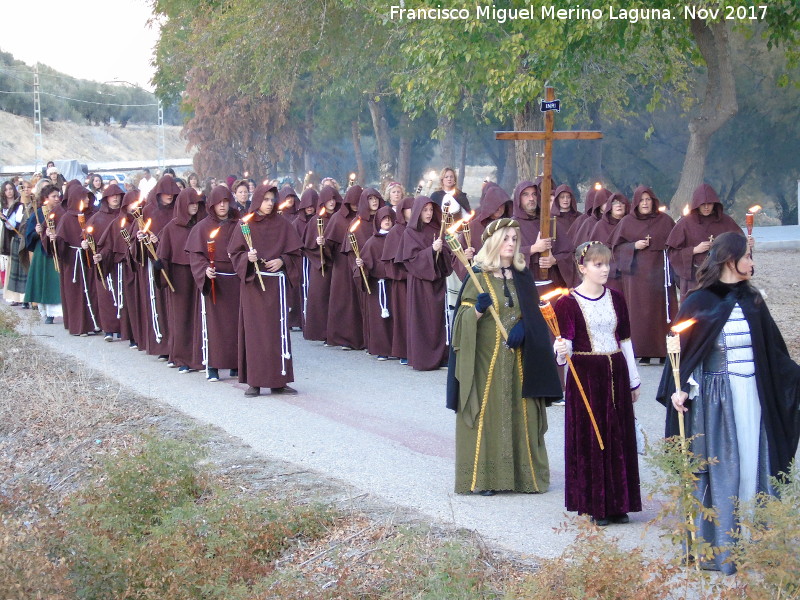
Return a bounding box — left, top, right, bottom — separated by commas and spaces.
277, 200, 292, 215
349, 218, 371, 294
239, 213, 265, 292
346, 172, 357, 190
85, 225, 106, 289
302, 170, 314, 190
444, 219, 508, 340
414, 179, 424, 195
77, 200, 90, 265
746, 205, 761, 254
435, 198, 453, 261
140, 218, 175, 292
462, 211, 474, 261
317, 207, 326, 277
425, 170, 438, 194
207, 227, 220, 304
538, 288, 605, 450
44, 207, 60, 272
665, 317, 699, 570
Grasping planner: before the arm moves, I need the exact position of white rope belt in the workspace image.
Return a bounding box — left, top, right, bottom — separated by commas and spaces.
115, 263, 124, 318
378, 278, 390, 319
257, 270, 291, 375
444, 294, 451, 347
663, 250, 672, 324
70, 245, 98, 330
302, 256, 309, 324
147, 261, 163, 343
200, 292, 209, 372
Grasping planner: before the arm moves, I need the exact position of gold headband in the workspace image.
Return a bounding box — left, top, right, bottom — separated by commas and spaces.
481, 217, 520, 243
575, 240, 605, 265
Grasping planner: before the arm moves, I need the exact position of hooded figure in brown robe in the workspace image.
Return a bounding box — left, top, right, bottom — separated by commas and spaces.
665, 183, 741, 300
512, 180, 577, 289
292, 187, 318, 333
399, 195, 453, 371
302, 186, 340, 342
567, 186, 597, 243
132, 174, 181, 358
610, 186, 677, 360
452, 184, 512, 280
552, 184, 581, 240
343, 187, 386, 349
279, 186, 303, 329
381, 196, 413, 362
589, 192, 630, 293
357, 205, 396, 359
96, 190, 141, 347
324, 185, 364, 349
571, 188, 611, 247
185, 185, 241, 380
156, 188, 204, 372
228, 184, 303, 396
54, 185, 99, 335
85, 183, 123, 337
53, 181, 88, 330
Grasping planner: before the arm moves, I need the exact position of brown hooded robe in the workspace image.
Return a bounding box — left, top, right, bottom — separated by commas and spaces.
302, 187, 339, 342
381, 196, 414, 360
358, 205, 395, 357
86, 184, 123, 334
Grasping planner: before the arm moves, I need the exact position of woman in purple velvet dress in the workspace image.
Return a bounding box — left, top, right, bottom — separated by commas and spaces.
554, 241, 642, 526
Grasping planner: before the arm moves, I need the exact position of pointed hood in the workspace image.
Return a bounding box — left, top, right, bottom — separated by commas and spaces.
318, 186, 343, 214
121, 189, 140, 210
602, 192, 630, 224
357, 187, 385, 221
96, 183, 124, 215
173, 187, 202, 227
690, 183, 725, 222
407, 195, 442, 232
551, 184, 578, 214
632, 185, 661, 220
66, 185, 91, 214
477, 185, 512, 225
206, 185, 240, 222
395, 196, 415, 226
298, 188, 319, 211
373, 205, 396, 234
583, 187, 597, 215
592, 188, 612, 218
152, 174, 181, 199
343, 184, 362, 210
512, 180, 539, 221
277, 186, 300, 215
248, 184, 280, 221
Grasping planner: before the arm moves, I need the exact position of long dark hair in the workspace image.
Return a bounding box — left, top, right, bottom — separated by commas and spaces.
693, 231, 757, 298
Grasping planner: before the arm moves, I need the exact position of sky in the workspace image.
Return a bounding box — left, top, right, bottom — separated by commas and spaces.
1, 0, 160, 91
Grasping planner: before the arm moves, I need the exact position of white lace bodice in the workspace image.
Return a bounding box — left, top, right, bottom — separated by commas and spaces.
573, 288, 619, 353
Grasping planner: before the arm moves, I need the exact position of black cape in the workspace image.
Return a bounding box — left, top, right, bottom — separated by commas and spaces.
446, 265, 562, 411
656, 280, 800, 480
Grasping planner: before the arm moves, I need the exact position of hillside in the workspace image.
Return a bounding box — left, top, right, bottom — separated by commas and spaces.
0, 110, 193, 168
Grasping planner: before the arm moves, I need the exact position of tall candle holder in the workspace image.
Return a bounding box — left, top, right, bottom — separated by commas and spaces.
538, 288, 604, 450
349, 219, 371, 294
85, 226, 106, 289
207, 227, 220, 304
44, 208, 60, 272
139, 218, 175, 292
239, 213, 265, 291
317, 207, 326, 277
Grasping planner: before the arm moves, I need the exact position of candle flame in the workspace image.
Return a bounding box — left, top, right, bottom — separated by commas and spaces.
318, 206, 326, 217
748, 205, 762, 214
682, 204, 690, 217
462, 210, 474, 223
142, 218, 152, 234
308, 171, 313, 175
241, 213, 254, 223
349, 218, 362, 233
262, 179, 269, 186
540, 288, 567, 302
594, 182, 602, 190
278, 200, 292, 211
670, 318, 697, 334
87, 226, 93, 234
209, 227, 220, 239
428, 170, 438, 180
349, 172, 356, 181
447, 219, 464, 235
120, 217, 127, 227
78, 200, 85, 212
658, 205, 667, 212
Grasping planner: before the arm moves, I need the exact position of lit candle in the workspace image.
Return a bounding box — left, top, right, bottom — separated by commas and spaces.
239, 213, 265, 291
349, 218, 371, 294
317, 206, 326, 277
207, 227, 220, 304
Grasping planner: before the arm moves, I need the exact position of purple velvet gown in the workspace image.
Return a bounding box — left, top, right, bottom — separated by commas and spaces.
554, 287, 642, 520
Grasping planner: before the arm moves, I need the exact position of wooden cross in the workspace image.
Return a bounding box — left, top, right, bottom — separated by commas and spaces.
496, 86, 603, 280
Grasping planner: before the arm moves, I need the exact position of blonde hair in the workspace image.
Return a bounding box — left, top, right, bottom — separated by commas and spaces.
384, 182, 406, 203
437, 167, 460, 194
575, 241, 611, 278
475, 226, 527, 272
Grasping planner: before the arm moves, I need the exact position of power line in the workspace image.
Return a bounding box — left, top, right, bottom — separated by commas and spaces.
0, 88, 158, 107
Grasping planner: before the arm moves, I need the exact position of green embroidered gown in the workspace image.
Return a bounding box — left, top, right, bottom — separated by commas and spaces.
452, 273, 549, 494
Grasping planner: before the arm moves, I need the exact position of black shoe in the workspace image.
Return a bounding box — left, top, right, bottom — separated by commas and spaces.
244, 386, 260, 397
229, 369, 238, 377
270, 386, 298, 395
207, 368, 220, 382
639, 357, 651, 365
22, 302, 30, 309
658, 357, 666, 365
129, 340, 137, 349
157, 355, 169, 361
609, 513, 630, 524
478, 490, 496, 496
104, 332, 114, 342
591, 517, 609, 527
44, 316, 54, 324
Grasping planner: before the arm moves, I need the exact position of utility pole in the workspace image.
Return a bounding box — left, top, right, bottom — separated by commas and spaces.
33, 64, 44, 173
157, 99, 165, 171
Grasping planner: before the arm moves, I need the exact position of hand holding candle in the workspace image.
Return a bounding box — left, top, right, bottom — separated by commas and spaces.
46, 210, 60, 272
140, 218, 175, 292
349, 218, 371, 294
85, 225, 106, 289
539, 288, 604, 450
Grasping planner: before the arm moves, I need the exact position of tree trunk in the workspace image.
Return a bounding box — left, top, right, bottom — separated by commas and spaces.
588, 100, 604, 186
351, 120, 365, 186
303, 105, 314, 174
669, 19, 738, 214
500, 138, 517, 193
513, 101, 543, 183
397, 112, 412, 191
367, 97, 395, 185
458, 132, 468, 189
438, 115, 456, 167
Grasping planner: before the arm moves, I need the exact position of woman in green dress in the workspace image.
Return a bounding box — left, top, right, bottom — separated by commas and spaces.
447, 218, 563, 495
24, 183, 63, 323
